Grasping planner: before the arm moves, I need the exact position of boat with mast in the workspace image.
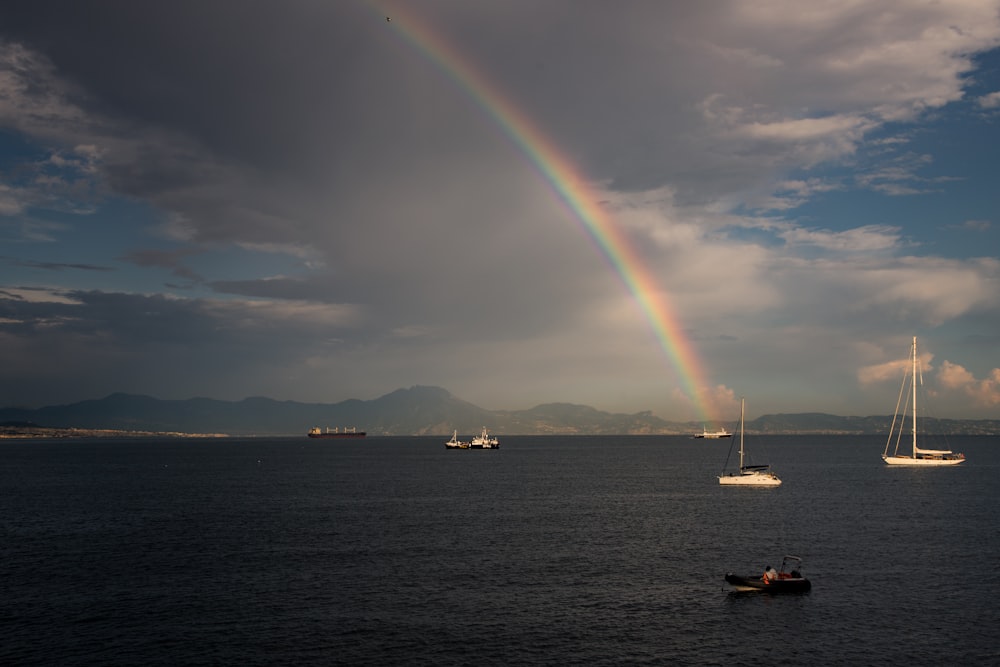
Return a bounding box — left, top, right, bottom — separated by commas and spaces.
469, 427, 499, 449
445, 430, 469, 449
718, 398, 781, 486
882, 336, 965, 466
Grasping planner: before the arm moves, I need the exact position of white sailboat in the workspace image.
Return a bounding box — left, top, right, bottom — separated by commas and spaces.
882, 336, 965, 466
719, 398, 781, 486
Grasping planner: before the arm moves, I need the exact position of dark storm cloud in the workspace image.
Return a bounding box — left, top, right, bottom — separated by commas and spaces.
209, 276, 336, 302
0, 290, 223, 342
0, 288, 372, 404
0, 1, 713, 203
1, 2, 369, 168
121, 248, 204, 282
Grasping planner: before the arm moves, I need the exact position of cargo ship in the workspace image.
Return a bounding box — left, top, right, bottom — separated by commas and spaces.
307, 426, 366, 439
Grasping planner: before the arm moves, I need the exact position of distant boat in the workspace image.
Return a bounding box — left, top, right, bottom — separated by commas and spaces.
882, 336, 965, 466
469, 427, 499, 449
694, 426, 732, 439
725, 555, 811, 594
445, 430, 469, 449
718, 398, 781, 486
307, 426, 366, 439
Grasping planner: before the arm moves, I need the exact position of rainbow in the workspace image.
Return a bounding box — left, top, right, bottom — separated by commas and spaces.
378, 6, 717, 423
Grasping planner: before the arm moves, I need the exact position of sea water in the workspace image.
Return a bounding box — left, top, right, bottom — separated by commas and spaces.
1, 435, 998, 665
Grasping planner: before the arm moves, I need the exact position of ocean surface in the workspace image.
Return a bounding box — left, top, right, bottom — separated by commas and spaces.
2, 434, 998, 666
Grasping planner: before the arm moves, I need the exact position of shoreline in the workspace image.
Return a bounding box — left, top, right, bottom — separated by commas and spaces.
0, 426, 229, 439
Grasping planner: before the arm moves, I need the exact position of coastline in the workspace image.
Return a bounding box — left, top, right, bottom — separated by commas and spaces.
0, 425, 229, 439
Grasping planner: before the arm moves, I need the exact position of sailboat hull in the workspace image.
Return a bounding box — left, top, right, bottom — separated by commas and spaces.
719, 472, 782, 486
882, 455, 964, 466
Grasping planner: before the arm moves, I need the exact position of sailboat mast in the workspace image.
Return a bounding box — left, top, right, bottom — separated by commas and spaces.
739, 397, 745, 469
911, 336, 917, 458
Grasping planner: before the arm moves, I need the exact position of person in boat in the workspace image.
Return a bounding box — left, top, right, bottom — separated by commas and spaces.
763, 565, 777, 582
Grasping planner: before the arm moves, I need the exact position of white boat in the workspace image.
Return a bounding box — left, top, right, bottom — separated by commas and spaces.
445, 430, 469, 449
719, 398, 781, 486
469, 427, 499, 449
694, 427, 732, 439
882, 336, 965, 466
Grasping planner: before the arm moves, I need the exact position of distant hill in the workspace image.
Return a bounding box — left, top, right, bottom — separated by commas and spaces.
1, 386, 998, 435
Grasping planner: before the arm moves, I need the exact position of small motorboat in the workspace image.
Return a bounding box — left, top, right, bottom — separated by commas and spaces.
725, 555, 811, 593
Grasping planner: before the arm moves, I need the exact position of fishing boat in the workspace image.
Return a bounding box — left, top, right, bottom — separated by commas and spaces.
307, 426, 366, 439
882, 336, 965, 466
725, 555, 811, 593
469, 427, 499, 449
445, 430, 469, 449
694, 426, 732, 439
718, 398, 781, 486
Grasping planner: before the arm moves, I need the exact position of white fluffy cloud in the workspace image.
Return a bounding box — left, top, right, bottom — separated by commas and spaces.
937, 361, 1000, 406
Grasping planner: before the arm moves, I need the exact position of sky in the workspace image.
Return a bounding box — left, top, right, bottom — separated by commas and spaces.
1, 0, 999, 422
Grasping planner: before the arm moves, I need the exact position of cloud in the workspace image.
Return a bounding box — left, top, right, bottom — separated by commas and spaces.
0, 41, 90, 140
0, 183, 27, 215
0, 288, 370, 403
739, 114, 873, 143
671, 383, 740, 423
0, 286, 80, 304
858, 349, 1000, 410
1, 256, 114, 272
977, 91, 1000, 109
955, 219, 992, 232
858, 355, 927, 386
779, 225, 903, 252
937, 361, 1000, 406
121, 247, 204, 282
2, 4, 997, 247
829, 258, 999, 328
853, 152, 941, 195
752, 178, 842, 211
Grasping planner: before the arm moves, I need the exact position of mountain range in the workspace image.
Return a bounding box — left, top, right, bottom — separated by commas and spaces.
2, 385, 998, 436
